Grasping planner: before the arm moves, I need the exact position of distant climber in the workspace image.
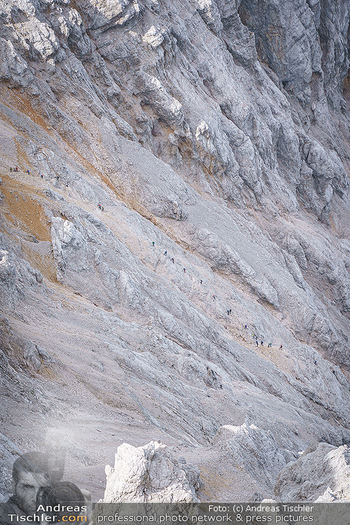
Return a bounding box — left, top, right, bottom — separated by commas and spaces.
261, 341, 264, 346
212, 295, 216, 300
40, 174, 43, 179
164, 251, 167, 255
152, 241, 155, 247
27, 169, 30, 175
171, 257, 174, 263
244, 324, 248, 329
279, 345, 283, 351
98, 204, 102, 210
227, 310, 230, 315
10, 167, 12, 172
199, 279, 203, 284
256, 340, 259, 347
268, 343, 272, 348
183, 268, 186, 273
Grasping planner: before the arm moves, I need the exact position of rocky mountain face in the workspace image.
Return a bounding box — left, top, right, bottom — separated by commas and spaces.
0, 0, 350, 502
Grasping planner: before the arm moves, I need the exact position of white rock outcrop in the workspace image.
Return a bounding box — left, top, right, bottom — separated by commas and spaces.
103, 442, 201, 503
274, 443, 350, 502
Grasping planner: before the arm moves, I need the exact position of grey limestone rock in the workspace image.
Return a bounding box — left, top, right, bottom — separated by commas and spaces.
191, 228, 279, 307
0, 432, 22, 501
196, 0, 223, 34
274, 443, 350, 502
214, 423, 291, 491
103, 441, 201, 502
0, 250, 17, 293
217, 0, 257, 66
318, 0, 350, 111
135, 72, 185, 131
0, 38, 34, 87
51, 217, 87, 278
24, 341, 55, 372
79, 0, 143, 31
51, 6, 94, 59
238, 0, 323, 105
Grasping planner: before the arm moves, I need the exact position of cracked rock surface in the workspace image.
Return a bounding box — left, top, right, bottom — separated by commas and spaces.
0, 0, 350, 502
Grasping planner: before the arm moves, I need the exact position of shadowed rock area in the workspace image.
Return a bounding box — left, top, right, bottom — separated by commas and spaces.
0, 0, 350, 502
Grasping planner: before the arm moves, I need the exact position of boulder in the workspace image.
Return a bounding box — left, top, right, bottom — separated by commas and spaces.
103, 441, 201, 502
24, 341, 55, 372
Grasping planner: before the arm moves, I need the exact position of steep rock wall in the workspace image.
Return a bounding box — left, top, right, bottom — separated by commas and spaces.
0, 0, 350, 501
